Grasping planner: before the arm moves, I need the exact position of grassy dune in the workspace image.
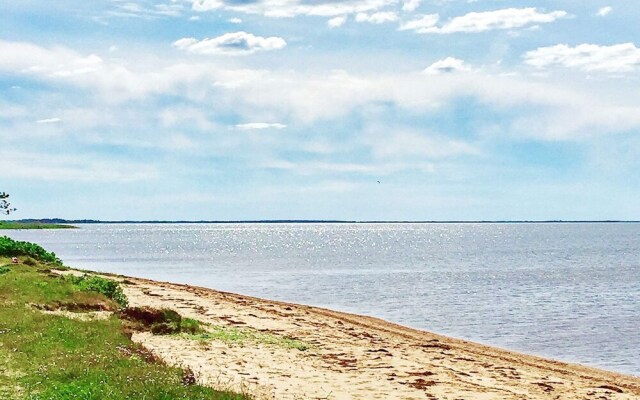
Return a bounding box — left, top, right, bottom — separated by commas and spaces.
0, 236, 249, 400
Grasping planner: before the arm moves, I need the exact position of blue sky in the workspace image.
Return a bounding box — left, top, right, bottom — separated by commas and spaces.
1, 0, 639, 220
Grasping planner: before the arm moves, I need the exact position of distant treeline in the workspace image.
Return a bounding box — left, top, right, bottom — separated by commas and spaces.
10, 219, 101, 224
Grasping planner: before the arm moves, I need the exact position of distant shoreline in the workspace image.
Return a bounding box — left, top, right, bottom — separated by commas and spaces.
6, 219, 640, 225
0, 221, 76, 230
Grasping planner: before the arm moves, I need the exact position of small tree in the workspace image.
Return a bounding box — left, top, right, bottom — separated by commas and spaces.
0, 192, 16, 215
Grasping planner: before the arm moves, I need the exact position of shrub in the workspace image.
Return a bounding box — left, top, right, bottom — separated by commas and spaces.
0, 236, 62, 265
118, 307, 202, 335
180, 318, 202, 335
151, 322, 179, 335
0, 266, 10, 275
161, 308, 182, 324
119, 307, 177, 326
23, 257, 37, 266
67, 274, 128, 308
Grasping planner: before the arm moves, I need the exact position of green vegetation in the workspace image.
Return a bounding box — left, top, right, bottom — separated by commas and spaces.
181, 318, 203, 335
65, 274, 129, 308
0, 256, 250, 400
191, 325, 310, 351
0, 191, 16, 215
0, 236, 62, 265
119, 307, 204, 335
0, 221, 76, 230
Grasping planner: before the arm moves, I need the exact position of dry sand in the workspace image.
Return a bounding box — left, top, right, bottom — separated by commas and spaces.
100, 273, 639, 399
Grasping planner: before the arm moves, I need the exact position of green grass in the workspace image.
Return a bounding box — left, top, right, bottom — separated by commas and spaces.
190, 325, 310, 351
0, 222, 76, 230
180, 318, 203, 335
0, 258, 250, 400
0, 236, 62, 265
65, 274, 129, 308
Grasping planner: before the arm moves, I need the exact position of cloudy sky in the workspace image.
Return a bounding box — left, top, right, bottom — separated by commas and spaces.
1, 1, 639, 220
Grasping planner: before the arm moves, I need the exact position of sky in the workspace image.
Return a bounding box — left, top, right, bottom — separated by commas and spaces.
1, 0, 639, 221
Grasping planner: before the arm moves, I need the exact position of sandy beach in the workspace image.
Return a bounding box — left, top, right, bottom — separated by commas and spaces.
76, 271, 640, 399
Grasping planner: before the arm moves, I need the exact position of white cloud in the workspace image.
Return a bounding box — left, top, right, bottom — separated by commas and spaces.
228, 68, 640, 139
188, 0, 397, 18
366, 129, 479, 159
35, 117, 62, 124
229, 17, 242, 23
402, 0, 420, 13
0, 39, 105, 78
108, 1, 184, 19
512, 103, 640, 141
0, 102, 27, 120
401, 8, 566, 34
173, 32, 286, 55
0, 150, 158, 183
296, 180, 359, 194
159, 106, 218, 130
0, 40, 228, 100
596, 6, 612, 17
524, 43, 640, 73
235, 122, 287, 130
246, 177, 361, 194
154, 3, 184, 16
3, 39, 640, 141
264, 159, 419, 176
328, 16, 347, 27
355, 11, 398, 24
398, 14, 439, 32
423, 57, 471, 74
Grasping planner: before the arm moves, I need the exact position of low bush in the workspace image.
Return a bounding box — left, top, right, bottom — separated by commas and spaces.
0, 236, 62, 265
119, 307, 203, 335
180, 318, 202, 335
0, 266, 10, 275
67, 274, 128, 308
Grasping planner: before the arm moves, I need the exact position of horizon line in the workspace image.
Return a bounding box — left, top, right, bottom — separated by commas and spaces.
8, 218, 640, 224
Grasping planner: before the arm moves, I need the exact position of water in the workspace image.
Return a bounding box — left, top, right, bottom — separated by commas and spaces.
4, 223, 639, 376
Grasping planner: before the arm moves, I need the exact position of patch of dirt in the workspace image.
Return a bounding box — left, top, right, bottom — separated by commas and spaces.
30, 303, 113, 321
405, 378, 437, 390
599, 385, 624, 393
117, 344, 164, 364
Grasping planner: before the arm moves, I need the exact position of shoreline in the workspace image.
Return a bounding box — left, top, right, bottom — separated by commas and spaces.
0, 221, 76, 230
74, 268, 640, 400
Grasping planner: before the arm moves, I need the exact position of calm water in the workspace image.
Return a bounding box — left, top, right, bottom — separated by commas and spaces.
4, 223, 639, 376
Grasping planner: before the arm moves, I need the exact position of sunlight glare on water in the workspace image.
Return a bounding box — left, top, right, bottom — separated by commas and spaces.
5, 222, 639, 376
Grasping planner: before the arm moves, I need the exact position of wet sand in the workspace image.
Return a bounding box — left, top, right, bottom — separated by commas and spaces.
100, 273, 640, 399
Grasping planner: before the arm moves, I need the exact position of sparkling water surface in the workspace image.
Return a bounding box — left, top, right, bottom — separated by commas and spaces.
4, 223, 639, 376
